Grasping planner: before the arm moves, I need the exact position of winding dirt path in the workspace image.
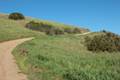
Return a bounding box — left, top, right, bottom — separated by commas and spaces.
0, 38, 34, 80
75, 32, 92, 36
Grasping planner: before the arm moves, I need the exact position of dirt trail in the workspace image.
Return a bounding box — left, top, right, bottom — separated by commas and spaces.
75, 32, 92, 36
0, 38, 34, 80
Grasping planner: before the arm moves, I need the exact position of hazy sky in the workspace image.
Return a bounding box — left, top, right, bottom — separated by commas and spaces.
0, 0, 120, 34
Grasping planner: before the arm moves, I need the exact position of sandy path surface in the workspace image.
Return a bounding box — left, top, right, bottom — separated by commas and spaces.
0, 38, 34, 80
75, 32, 92, 36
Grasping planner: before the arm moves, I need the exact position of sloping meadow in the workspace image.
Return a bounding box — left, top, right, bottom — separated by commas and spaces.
0, 13, 88, 42
13, 35, 120, 80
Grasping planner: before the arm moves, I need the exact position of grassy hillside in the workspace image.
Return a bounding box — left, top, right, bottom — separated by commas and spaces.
0, 13, 87, 42
13, 34, 120, 80
0, 14, 41, 42
1, 13, 120, 80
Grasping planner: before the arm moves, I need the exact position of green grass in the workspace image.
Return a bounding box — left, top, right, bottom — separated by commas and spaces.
13, 35, 120, 80
1, 13, 120, 80
0, 16, 41, 42
0, 14, 85, 42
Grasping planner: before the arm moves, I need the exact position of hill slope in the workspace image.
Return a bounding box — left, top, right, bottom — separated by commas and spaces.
0, 13, 88, 42
0, 14, 40, 42
13, 35, 120, 80
0, 13, 120, 80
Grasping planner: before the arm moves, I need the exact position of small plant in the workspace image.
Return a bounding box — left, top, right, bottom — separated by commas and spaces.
8, 12, 25, 20
19, 48, 28, 56
85, 31, 120, 52
63, 69, 92, 80
37, 54, 49, 61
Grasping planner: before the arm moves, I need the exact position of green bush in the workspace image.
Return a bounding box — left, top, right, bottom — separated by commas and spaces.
46, 28, 64, 35
54, 28, 64, 35
101, 29, 107, 33
64, 27, 74, 34
26, 21, 50, 32
26, 21, 64, 35
85, 31, 120, 52
73, 27, 82, 33
8, 12, 25, 20
64, 27, 84, 34
26, 21, 86, 35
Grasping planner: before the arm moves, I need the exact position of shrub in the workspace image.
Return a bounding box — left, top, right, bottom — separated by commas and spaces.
26, 21, 52, 32
26, 21, 87, 35
64, 27, 74, 34
101, 29, 107, 33
64, 27, 85, 34
73, 27, 82, 33
26, 21, 64, 35
26, 21, 40, 31
8, 12, 25, 20
45, 27, 56, 35
54, 28, 64, 35
85, 31, 120, 52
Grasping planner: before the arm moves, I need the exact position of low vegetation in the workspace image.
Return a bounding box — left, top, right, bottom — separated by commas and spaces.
1, 13, 120, 80
8, 12, 25, 20
85, 31, 120, 52
25, 21, 89, 35
0, 17, 41, 42
26, 21, 64, 35
13, 35, 120, 80
0, 13, 87, 41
